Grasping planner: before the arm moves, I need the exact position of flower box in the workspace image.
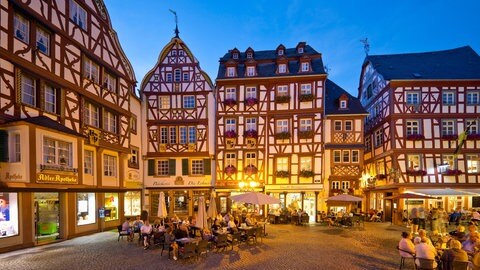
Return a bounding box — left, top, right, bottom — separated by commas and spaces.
406, 134, 425, 140
244, 130, 258, 138
223, 98, 237, 107
275, 131, 291, 140
244, 98, 258, 106
244, 165, 258, 175
224, 165, 237, 175
441, 169, 463, 176
276, 170, 290, 178
441, 134, 458, 141
406, 170, 427, 176
467, 133, 480, 140
298, 130, 314, 139
225, 130, 237, 138
299, 170, 314, 178
275, 95, 291, 104
299, 94, 314, 102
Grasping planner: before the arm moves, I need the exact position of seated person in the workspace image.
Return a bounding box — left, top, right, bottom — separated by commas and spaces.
472, 210, 480, 224
174, 224, 189, 240
461, 232, 480, 255
441, 239, 468, 270
121, 217, 133, 241
164, 227, 178, 261
132, 215, 144, 238
202, 228, 215, 241
227, 219, 238, 233
418, 229, 434, 247
245, 214, 256, 226
211, 219, 222, 235
449, 225, 466, 242
398, 231, 415, 258
140, 220, 153, 250
414, 236, 438, 269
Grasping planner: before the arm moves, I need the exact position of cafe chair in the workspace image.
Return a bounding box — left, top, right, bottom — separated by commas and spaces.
196, 239, 209, 259
452, 260, 469, 270
178, 242, 196, 261
244, 228, 256, 245
416, 258, 437, 270
117, 225, 130, 241
397, 246, 416, 270
215, 234, 229, 251
255, 226, 264, 243
228, 232, 242, 250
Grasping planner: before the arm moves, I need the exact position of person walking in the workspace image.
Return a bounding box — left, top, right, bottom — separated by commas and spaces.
410, 207, 419, 234
418, 206, 426, 230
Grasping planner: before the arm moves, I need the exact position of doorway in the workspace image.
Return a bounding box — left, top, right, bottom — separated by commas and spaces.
34, 192, 60, 244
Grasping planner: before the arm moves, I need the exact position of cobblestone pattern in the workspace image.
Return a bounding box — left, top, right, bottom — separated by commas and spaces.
0, 222, 408, 270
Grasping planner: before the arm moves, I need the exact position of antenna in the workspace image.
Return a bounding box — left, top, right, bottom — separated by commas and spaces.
359, 38, 370, 55
169, 9, 179, 38
324, 64, 330, 74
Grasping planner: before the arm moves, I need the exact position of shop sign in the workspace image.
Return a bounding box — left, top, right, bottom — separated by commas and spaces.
36, 173, 78, 184
125, 181, 142, 188
405, 200, 423, 205
87, 128, 100, 146
151, 178, 210, 187
5, 172, 23, 181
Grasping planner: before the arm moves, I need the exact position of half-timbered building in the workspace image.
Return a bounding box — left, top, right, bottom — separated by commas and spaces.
140, 32, 214, 219
359, 46, 480, 223
0, 0, 139, 251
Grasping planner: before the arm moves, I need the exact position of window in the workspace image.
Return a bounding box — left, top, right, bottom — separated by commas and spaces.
442, 120, 455, 136
247, 66, 255, 76
183, 95, 195, 109
103, 71, 117, 93
246, 118, 256, 131
227, 67, 235, 77
277, 85, 288, 96
21, 74, 36, 107
276, 157, 288, 171
103, 111, 117, 133
345, 121, 353, 131
183, 72, 189, 81
130, 116, 137, 134
129, 147, 139, 168
246, 52, 253, 58
374, 129, 383, 147
246, 87, 256, 99
174, 69, 181, 82
333, 150, 341, 163
300, 84, 311, 95
104, 193, 119, 221
225, 153, 236, 167
341, 181, 350, 189
342, 150, 350, 163
179, 127, 187, 144
157, 160, 169, 176
466, 119, 479, 134
442, 91, 455, 105
43, 137, 72, 166
340, 100, 347, 109
365, 136, 372, 151
233, 52, 239, 59
352, 150, 359, 163
159, 96, 170, 109
191, 159, 204, 175
44, 84, 57, 114
70, 0, 87, 30
84, 102, 99, 127
226, 118, 236, 132
178, 50, 184, 56
301, 62, 309, 72
171, 50, 177, 56
0, 192, 19, 237
188, 126, 196, 143
160, 127, 168, 144
84, 58, 99, 83
439, 154, 455, 173
466, 154, 479, 173
77, 193, 96, 225
226, 88, 236, 100
278, 64, 287, 73
36, 27, 50, 55
300, 156, 312, 171
166, 73, 172, 82
84, 150, 93, 175
334, 121, 342, 131
153, 74, 159, 81
407, 154, 421, 171
406, 92, 420, 105
124, 191, 141, 216
9, 134, 21, 162
467, 91, 480, 105
276, 119, 289, 133
406, 120, 420, 136
299, 119, 312, 131
332, 181, 340, 190
245, 152, 256, 166
14, 13, 29, 43
104, 154, 117, 177
298, 47, 304, 53
278, 49, 284, 56
169, 127, 177, 144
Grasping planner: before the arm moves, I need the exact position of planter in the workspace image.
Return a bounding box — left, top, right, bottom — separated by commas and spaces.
244, 98, 258, 106
441, 169, 463, 176
244, 130, 258, 138
441, 134, 458, 140
276, 170, 290, 178
467, 134, 480, 140
406, 134, 425, 140
244, 165, 258, 175
406, 170, 427, 176
299, 94, 314, 102
225, 130, 237, 138
299, 170, 314, 178
275, 131, 291, 140
275, 95, 291, 104
298, 130, 314, 139
223, 98, 237, 107
224, 166, 237, 176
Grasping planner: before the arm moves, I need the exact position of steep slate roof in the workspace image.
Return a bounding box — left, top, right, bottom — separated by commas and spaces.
217, 45, 326, 79
364, 46, 480, 80
324, 79, 367, 115
6, 116, 84, 137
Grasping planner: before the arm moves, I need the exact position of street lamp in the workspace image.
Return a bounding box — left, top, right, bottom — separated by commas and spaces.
238, 180, 260, 191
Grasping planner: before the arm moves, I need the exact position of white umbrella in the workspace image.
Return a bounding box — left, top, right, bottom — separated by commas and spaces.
207, 191, 218, 219
157, 192, 168, 225
230, 191, 280, 205
196, 196, 208, 230
327, 194, 362, 202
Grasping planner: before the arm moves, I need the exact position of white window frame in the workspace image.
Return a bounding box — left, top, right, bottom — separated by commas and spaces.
225, 153, 236, 167
299, 118, 312, 131
84, 150, 93, 175
104, 154, 117, 177
43, 137, 72, 166
174, 69, 181, 82
374, 129, 383, 147
156, 160, 169, 176
103, 111, 117, 133
277, 85, 288, 96
334, 121, 342, 131
342, 150, 350, 163
103, 71, 117, 93
169, 127, 177, 144
21, 74, 36, 107
300, 156, 312, 171
36, 27, 49, 55
467, 119, 479, 135
10, 133, 21, 162
227, 67, 235, 77
466, 154, 479, 173
225, 119, 236, 132
276, 157, 288, 171
44, 84, 57, 114
191, 159, 204, 175
278, 64, 287, 73
159, 96, 170, 109
340, 100, 347, 109
333, 150, 341, 163
300, 84, 311, 95
183, 72, 189, 81
246, 118, 256, 131
130, 147, 139, 166
85, 102, 99, 128
247, 66, 255, 76
14, 13, 29, 43
301, 62, 310, 72
179, 127, 187, 144
341, 181, 350, 189
345, 120, 353, 131
406, 120, 420, 136
245, 152, 256, 166
276, 119, 289, 133
166, 73, 172, 82
70, 0, 87, 30
246, 87, 256, 99
225, 88, 236, 100
160, 127, 168, 144
442, 119, 455, 136
407, 154, 422, 171
352, 150, 359, 163
183, 95, 195, 109
406, 92, 420, 105
466, 91, 480, 105
332, 181, 340, 190
188, 126, 196, 143
84, 58, 99, 83
442, 91, 455, 105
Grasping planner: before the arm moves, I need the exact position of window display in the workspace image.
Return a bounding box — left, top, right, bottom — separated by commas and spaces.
77, 193, 96, 225
104, 193, 118, 221
124, 191, 141, 216
0, 192, 18, 238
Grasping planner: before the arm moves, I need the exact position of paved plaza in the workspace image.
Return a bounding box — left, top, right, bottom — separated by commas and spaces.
0, 222, 408, 270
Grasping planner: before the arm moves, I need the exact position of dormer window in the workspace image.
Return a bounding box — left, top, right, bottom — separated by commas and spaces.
301, 62, 310, 72
278, 49, 284, 56
247, 66, 255, 77
278, 64, 287, 74
247, 52, 253, 59
233, 52, 239, 59
298, 47, 304, 54
339, 94, 349, 109
227, 67, 235, 77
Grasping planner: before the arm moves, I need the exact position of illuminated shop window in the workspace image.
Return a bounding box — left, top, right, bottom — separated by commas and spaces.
104, 193, 118, 221
0, 192, 19, 238
76, 192, 96, 225
124, 191, 141, 217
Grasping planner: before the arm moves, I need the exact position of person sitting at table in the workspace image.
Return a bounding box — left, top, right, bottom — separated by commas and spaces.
174, 224, 189, 240
122, 217, 133, 241
441, 239, 468, 270
132, 215, 144, 240
398, 231, 415, 258
164, 227, 178, 261
465, 223, 478, 238
245, 214, 256, 227
227, 218, 239, 233
471, 209, 480, 225
152, 218, 163, 233
414, 236, 438, 269
418, 229, 434, 247
140, 220, 153, 250
461, 231, 480, 255
449, 225, 466, 241
202, 228, 215, 242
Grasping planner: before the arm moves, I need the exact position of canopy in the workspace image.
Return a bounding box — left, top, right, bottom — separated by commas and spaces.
207, 191, 218, 219
157, 192, 168, 219
408, 188, 480, 196
327, 194, 362, 202
230, 192, 280, 205
384, 193, 438, 200
196, 196, 208, 230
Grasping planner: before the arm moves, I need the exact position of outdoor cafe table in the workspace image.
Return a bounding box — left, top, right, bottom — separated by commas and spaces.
175, 237, 199, 246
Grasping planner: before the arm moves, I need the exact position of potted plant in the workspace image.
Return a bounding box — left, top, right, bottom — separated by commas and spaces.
244, 97, 258, 106
441, 134, 458, 140
225, 130, 237, 138
275, 131, 291, 140
406, 170, 427, 176
467, 133, 480, 140
244, 129, 258, 138
298, 130, 314, 139
406, 134, 425, 140
299, 170, 314, 178
299, 94, 314, 102
276, 170, 290, 178
223, 98, 237, 107
275, 95, 291, 104
244, 165, 258, 175
224, 165, 237, 176
442, 169, 463, 176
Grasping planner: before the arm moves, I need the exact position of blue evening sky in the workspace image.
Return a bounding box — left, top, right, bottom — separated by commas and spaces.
104, 0, 480, 96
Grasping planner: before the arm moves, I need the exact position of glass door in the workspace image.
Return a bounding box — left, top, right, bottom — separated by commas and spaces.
34, 192, 60, 244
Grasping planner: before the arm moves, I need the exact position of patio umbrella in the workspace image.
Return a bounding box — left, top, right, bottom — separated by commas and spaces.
207, 191, 218, 219
384, 193, 438, 200
230, 191, 280, 205
157, 192, 168, 225
327, 194, 362, 202
196, 196, 208, 230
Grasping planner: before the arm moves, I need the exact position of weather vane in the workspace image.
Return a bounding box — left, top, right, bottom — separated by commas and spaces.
360, 38, 370, 55
169, 9, 179, 38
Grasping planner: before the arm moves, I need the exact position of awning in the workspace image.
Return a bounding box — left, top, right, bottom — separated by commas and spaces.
408, 188, 480, 196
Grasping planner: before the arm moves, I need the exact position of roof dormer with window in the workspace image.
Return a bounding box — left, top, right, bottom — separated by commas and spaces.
231, 48, 240, 60
276, 44, 286, 57
245, 47, 254, 59
225, 61, 237, 78
339, 93, 349, 109
299, 56, 311, 73
296, 42, 306, 54
276, 57, 289, 74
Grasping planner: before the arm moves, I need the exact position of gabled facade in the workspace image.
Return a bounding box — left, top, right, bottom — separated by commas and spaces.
140, 35, 214, 219
359, 46, 480, 223
0, 0, 140, 252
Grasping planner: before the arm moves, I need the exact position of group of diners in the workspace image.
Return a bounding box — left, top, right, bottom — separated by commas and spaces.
320, 209, 366, 227
119, 212, 265, 261
398, 222, 480, 270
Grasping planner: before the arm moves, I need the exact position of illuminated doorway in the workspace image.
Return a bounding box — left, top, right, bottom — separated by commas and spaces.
34, 192, 60, 244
